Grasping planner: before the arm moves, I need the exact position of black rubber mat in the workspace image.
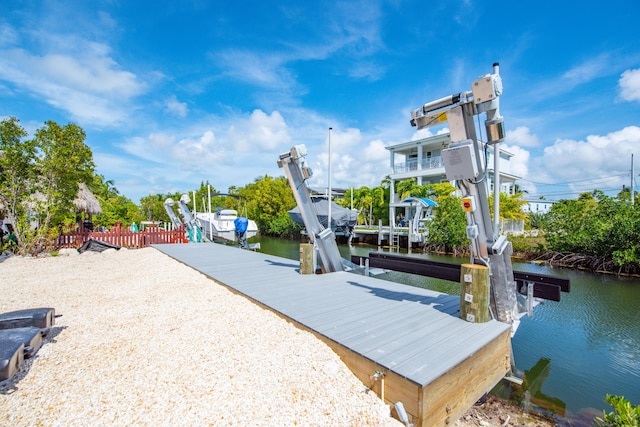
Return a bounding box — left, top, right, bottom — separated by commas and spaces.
0, 327, 43, 358
0, 308, 55, 330
0, 339, 24, 382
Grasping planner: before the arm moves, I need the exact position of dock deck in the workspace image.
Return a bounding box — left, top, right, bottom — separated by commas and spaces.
154, 243, 511, 427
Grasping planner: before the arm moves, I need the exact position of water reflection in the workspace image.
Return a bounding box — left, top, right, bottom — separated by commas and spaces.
495, 358, 566, 417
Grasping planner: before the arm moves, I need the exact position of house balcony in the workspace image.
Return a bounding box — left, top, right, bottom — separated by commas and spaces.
391, 156, 445, 177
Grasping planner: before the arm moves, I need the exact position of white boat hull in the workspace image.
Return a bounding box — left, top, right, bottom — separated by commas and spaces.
195, 211, 258, 243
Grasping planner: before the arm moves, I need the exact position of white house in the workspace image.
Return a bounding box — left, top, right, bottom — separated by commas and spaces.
522, 199, 555, 214
385, 133, 521, 229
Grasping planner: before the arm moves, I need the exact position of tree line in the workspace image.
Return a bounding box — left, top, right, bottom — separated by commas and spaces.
540, 190, 640, 274
2, 117, 639, 274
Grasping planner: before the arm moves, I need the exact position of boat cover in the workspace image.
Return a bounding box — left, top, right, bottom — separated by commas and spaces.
288, 198, 358, 229
234, 217, 249, 234
78, 238, 121, 253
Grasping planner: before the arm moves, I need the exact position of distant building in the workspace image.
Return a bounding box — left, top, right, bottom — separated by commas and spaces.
522, 199, 555, 214
385, 134, 521, 228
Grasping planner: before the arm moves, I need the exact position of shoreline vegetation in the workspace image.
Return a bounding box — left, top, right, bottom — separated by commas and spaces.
419, 233, 640, 278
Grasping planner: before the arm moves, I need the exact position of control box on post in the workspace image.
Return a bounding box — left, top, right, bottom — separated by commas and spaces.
441, 140, 479, 181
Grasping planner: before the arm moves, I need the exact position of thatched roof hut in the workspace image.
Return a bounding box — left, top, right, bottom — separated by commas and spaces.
73, 183, 102, 215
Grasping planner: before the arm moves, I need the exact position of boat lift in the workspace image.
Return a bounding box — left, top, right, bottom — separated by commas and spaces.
278, 145, 345, 273
410, 62, 541, 331
347, 63, 569, 343
163, 195, 209, 243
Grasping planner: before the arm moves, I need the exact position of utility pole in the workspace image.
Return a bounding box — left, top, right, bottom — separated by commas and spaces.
632, 154, 635, 207
328, 128, 333, 230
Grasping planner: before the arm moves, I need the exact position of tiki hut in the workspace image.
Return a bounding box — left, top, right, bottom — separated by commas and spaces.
73, 183, 102, 230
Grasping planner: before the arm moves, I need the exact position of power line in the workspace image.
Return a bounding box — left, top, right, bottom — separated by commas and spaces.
531, 187, 621, 198
518, 174, 627, 187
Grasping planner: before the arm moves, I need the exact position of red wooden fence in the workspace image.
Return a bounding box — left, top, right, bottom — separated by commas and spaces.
52, 225, 187, 250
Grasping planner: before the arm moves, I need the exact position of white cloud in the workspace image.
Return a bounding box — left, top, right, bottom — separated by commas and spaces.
363, 139, 388, 163
347, 60, 385, 81
527, 53, 613, 101
174, 131, 230, 168
216, 50, 295, 89
213, 1, 385, 90
312, 128, 361, 184
117, 109, 290, 182
226, 109, 291, 152
501, 144, 529, 179
329, 128, 361, 152
541, 126, 640, 188
164, 95, 189, 118
307, 127, 398, 190
411, 127, 435, 141
0, 43, 146, 127
562, 54, 609, 85
506, 126, 540, 147
0, 24, 19, 47
619, 68, 640, 102
120, 133, 177, 164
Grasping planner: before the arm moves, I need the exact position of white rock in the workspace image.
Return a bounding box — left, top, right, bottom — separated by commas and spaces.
58, 248, 79, 256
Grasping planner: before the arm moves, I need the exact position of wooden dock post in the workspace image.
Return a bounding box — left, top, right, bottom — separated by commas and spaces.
459, 264, 490, 323
300, 243, 314, 275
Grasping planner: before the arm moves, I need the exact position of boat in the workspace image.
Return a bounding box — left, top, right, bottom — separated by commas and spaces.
195, 208, 259, 247
164, 193, 259, 249
288, 197, 359, 242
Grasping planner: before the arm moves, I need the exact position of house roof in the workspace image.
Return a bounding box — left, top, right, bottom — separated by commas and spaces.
385, 134, 450, 152
73, 183, 102, 215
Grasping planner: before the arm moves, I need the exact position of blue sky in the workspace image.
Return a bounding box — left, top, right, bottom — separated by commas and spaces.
1, 0, 639, 203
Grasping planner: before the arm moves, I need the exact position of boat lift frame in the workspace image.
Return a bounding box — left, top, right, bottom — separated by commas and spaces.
278, 145, 344, 273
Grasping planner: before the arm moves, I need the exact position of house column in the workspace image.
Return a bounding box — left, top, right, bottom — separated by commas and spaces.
389, 178, 396, 227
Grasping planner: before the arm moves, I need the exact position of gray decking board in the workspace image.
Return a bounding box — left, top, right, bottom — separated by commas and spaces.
154, 243, 510, 386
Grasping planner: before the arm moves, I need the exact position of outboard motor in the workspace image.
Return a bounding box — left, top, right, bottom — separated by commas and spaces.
234, 217, 249, 249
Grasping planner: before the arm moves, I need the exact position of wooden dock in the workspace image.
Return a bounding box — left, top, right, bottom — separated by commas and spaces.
154, 243, 511, 427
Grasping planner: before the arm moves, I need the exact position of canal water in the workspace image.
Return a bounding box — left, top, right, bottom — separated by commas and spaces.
252, 235, 640, 424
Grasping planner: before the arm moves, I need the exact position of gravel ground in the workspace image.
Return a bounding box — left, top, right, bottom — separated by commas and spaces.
0, 247, 401, 427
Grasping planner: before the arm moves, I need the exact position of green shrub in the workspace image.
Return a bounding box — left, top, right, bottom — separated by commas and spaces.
595, 394, 639, 427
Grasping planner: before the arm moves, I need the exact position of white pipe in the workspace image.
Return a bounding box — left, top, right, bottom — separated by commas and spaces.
632, 154, 635, 207
494, 145, 500, 237
208, 185, 213, 239
492, 62, 501, 238
328, 127, 332, 231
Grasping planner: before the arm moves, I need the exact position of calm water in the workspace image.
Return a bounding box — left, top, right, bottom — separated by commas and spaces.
252, 235, 640, 423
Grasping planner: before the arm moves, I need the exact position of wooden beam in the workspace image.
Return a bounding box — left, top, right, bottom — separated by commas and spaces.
420, 329, 511, 426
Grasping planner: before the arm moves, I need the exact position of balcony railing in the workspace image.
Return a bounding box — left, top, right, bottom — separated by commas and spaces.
393, 157, 444, 174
